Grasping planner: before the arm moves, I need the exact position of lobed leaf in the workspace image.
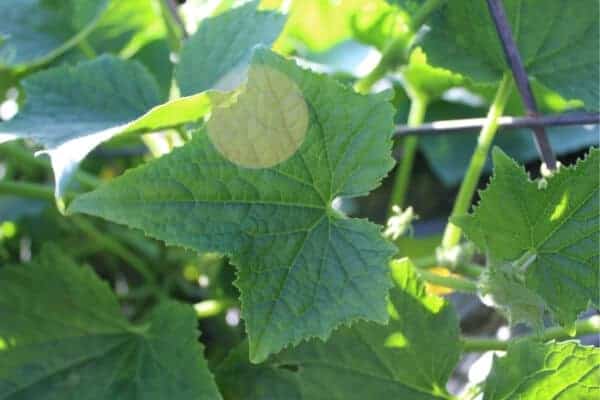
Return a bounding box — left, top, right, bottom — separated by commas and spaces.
454, 148, 599, 327
70, 48, 397, 362
0, 246, 222, 400
216, 258, 461, 399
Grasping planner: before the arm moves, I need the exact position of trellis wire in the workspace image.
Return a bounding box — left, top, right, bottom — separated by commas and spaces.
394, 112, 600, 138
486, 0, 558, 169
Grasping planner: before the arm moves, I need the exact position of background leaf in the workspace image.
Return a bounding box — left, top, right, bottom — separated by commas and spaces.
0, 0, 109, 70
0, 246, 222, 400
422, 0, 600, 110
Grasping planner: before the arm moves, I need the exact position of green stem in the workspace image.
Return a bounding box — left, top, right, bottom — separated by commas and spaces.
354, 0, 446, 93
195, 299, 237, 319
70, 216, 156, 285
441, 74, 513, 249
462, 316, 600, 352
0, 180, 55, 202
159, 0, 185, 52
78, 39, 97, 59
416, 269, 478, 293
388, 93, 428, 215
412, 255, 483, 280
410, 0, 448, 31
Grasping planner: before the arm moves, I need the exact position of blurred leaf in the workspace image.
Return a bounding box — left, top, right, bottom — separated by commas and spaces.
423, 0, 600, 110
176, 0, 286, 96
0, 246, 222, 399
0, 0, 109, 70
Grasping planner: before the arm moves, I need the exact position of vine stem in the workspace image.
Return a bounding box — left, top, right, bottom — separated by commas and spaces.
441, 73, 513, 249
388, 92, 428, 214
353, 0, 447, 94
0, 180, 56, 202
461, 316, 600, 352
416, 269, 478, 293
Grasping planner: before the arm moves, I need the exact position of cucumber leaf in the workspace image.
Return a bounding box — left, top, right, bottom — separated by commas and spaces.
70, 48, 397, 363
0, 246, 222, 400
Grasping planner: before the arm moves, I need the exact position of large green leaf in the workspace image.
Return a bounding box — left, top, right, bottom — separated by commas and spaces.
70, 48, 397, 363
422, 0, 600, 110
0, 56, 212, 199
484, 340, 600, 399
0, 0, 109, 70
454, 148, 599, 327
216, 259, 461, 399
417, 102, 599, 186
176, 0, 286, 96
0, 246, 222, 399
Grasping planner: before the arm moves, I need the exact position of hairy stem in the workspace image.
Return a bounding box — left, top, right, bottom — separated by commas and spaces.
388, 92, 428, 215
412, 255, 483, 280
0, 180, 56, 202
461, 316, 600, 352
441, 74, 513, 249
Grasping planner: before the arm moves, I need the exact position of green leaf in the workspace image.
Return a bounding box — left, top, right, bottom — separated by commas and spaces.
423, 0, 600, 110
216, 258, 461, 399
417, 102, 599, 186
0, 246, 222, 399
454, 148, 599, 327
484, 340, 600, 399
0, 0, 110, 70
0, 55, 213, 199
69, 48, 397, 363
176, 0, 286, 96
276, 0, 411, 54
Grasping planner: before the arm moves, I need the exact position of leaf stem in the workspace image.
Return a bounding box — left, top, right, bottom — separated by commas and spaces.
388, 92, 428, 214
461, 316, 600, 352
70, 216, 157, 285
159, 0, 186, 52
412, 255, 483, 280
416, 269, 478, 293
441, 73, 513, 249
410, 0, 447, 31
0, 180, 55, 202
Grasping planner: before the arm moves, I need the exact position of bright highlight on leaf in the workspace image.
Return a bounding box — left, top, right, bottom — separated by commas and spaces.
69, 48, 397, 363
0, 56, 213, 200
0, 0, 110, 70
0, 246, 222, 400
484, 340, 600, 399
423, 0, 600, 110
454, 148, 599, 328
207, 65, 309, 168
216, 259, 461, 399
